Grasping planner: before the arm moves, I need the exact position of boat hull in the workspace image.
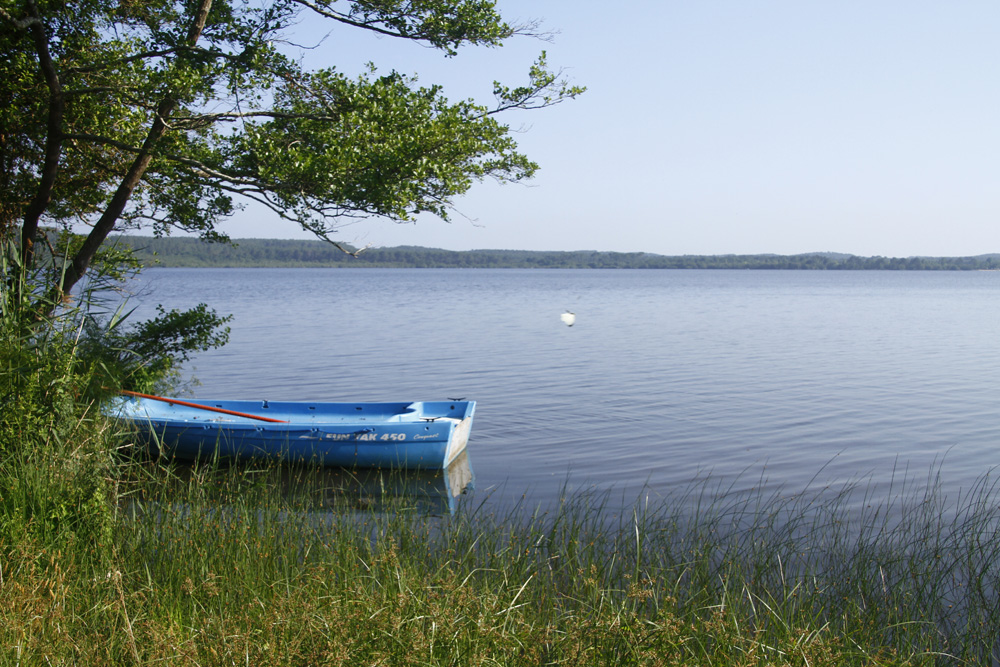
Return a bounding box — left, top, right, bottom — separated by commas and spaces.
112, 397, 476, 470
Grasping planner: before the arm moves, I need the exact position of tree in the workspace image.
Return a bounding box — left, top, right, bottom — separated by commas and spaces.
1, 0, 583, 301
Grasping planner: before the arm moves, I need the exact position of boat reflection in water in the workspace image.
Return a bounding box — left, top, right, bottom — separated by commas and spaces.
138, 449, 476, 517
278, 449, 475, 516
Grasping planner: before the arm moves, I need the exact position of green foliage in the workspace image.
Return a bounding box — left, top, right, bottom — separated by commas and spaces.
3, 0, 583, 296
0, 257, 117, 556
0, 233, 229, 561
79, 303, 232, 394
2, 230, 231, 394
234, 64, 540, 230
0, 298, 87, 457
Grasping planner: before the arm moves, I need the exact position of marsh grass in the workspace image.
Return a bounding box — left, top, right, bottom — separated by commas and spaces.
6, 433, 1000, 666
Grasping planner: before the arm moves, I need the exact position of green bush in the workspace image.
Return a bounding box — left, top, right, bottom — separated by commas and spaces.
1, 234, 230, 569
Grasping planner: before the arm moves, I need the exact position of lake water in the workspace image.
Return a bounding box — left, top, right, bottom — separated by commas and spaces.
121, 268, 1000, 512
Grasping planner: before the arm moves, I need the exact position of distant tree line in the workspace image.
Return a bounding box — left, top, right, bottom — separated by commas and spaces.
114, 237, 1000, 270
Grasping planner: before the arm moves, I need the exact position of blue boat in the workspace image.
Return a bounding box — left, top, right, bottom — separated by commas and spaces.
112, 394, 476, 470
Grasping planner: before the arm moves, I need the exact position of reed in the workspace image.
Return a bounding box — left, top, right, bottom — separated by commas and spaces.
6, 433, 1000, 666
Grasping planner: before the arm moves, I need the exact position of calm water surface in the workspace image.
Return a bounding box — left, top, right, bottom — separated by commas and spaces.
123, 268, 1000, 510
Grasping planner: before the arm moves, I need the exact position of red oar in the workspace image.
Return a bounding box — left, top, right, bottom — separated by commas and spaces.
121, 390, 289, 423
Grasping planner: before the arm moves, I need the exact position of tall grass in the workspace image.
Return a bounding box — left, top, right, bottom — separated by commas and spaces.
7, 441, 1000, 664
1, 241, 120, 577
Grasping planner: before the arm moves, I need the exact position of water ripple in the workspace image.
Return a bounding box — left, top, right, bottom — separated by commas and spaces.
130, 268, 1000, 510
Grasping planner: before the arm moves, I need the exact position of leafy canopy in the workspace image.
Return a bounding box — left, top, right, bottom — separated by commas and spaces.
1, 0, 583, 296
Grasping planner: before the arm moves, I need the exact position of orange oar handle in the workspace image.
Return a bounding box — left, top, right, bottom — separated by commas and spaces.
121, 390, 290, 423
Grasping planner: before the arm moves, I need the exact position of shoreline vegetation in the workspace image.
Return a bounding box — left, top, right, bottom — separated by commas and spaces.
118, 236, 1000, 270
8, 424, 1000, 665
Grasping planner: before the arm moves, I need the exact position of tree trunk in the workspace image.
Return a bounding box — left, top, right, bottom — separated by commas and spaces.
57, 0, 214, 297
19, 2, 64, 271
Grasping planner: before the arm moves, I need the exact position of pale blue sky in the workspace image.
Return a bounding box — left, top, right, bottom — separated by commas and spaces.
216, 1, 1000, 256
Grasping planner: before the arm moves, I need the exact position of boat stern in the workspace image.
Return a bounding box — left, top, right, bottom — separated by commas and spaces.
411, 400, 476, 468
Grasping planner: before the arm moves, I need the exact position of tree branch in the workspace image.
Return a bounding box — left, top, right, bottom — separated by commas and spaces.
0, 5, 40, 30
63, 48, 182, 74
287, 0, 527, 52
290, 0, 436, 41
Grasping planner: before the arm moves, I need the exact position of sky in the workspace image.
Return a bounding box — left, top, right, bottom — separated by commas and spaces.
214, 1, 1000, 257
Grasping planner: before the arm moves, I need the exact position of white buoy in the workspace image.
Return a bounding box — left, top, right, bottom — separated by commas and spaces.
560, 311, 576, 327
